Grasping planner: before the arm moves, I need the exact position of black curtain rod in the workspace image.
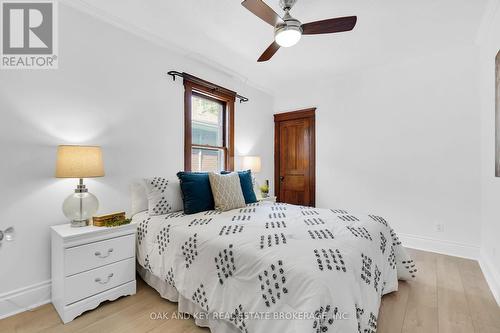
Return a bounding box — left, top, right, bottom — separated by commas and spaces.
167, 71, 249, 103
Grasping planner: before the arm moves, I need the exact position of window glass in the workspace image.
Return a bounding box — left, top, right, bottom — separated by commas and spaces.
191, 148, 224, 172
192, 94, 223, 146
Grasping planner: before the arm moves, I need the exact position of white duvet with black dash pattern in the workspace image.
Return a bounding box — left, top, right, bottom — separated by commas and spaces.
134, 202, 416, 333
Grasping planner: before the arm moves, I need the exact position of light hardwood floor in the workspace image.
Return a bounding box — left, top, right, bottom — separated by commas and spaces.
1, 249, 499, 333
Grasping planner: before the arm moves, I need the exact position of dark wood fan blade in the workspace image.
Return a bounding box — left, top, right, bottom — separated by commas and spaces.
302, 16, 357, 35
258, 41, 280, 62
242, 0, 281, 27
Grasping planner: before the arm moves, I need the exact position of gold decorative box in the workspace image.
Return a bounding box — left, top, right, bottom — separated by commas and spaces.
92, 212, 126, 227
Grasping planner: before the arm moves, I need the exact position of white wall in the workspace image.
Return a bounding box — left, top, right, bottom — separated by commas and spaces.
479, 2, 500, 302
1, 0, 497, 319
0, 3, 274, 317
275, 46, 482, 256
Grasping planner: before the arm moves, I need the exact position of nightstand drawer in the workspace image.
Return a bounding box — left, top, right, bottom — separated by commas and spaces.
64, 234, 135, 276
64, 257, 135, 305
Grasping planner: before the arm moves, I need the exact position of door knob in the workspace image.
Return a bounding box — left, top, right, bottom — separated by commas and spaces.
280, 176, 285, 182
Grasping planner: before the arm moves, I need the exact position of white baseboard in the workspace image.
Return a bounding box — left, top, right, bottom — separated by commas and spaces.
399, 233, 500, 306
479, 251, 500, 306
399, 233, 480, 260
0, 280, 51, 320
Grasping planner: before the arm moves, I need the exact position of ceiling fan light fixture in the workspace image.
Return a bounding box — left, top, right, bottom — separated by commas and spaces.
275, 25, 302, 47
241, 0, 357, 62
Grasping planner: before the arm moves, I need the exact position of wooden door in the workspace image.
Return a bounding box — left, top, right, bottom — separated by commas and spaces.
274, 108, 315, 206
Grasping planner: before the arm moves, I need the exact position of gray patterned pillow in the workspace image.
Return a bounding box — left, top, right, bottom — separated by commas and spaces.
143, 177, 183, 216
208, 172, 246, 211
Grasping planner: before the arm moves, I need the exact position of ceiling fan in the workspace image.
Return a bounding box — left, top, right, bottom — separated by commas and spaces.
241, 0, 357, 62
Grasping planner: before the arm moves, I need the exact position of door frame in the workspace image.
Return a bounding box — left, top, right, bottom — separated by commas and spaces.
274, 107, 316, 206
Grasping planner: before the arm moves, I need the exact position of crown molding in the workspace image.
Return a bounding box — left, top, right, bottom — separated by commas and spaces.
61, 0, 274, 97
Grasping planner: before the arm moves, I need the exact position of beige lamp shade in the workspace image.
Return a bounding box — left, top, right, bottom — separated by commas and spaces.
241, 155, 261, 173
55, 145, 104, 178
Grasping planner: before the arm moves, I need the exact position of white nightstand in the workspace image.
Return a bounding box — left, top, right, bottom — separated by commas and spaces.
51, 223, 137, 323
257, 196, 277, 203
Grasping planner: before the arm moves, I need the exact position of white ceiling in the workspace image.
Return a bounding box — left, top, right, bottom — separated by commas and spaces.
72, 0, 490, 93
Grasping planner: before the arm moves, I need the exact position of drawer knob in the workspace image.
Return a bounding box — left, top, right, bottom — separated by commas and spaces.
95, 273, 114, 284
94, 248, 114, 258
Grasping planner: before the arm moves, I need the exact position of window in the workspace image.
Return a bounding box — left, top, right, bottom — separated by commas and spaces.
183, 75, 235, 172
191, 93, 225, 172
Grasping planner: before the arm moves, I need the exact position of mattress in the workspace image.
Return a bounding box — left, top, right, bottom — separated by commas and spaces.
133, 201, 415, 333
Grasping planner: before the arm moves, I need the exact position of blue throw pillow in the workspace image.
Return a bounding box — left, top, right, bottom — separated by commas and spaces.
221, 170, 257, 204
176, 172, 214, 214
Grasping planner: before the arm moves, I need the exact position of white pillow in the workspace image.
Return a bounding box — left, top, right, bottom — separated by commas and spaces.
130, 181, 148, 217
208, 172, 246, 211
143, 177, 183, 216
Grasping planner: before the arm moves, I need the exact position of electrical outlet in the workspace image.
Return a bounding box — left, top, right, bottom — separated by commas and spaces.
435, 223, 444, 232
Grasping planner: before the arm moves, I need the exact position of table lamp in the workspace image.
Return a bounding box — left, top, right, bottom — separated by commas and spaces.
55, 145, 104, 227
241, 155, 262, 188
241, 156, 261, 173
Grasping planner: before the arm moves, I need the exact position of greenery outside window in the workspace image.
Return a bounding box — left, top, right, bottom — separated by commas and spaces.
183, 74, 235, 172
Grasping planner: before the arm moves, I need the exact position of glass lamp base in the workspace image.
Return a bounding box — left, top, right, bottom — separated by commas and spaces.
62, 180, 99, 228
71, 220, 90, 227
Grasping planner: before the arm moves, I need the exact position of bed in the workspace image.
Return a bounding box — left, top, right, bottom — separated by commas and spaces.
133, 201, 416, 333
